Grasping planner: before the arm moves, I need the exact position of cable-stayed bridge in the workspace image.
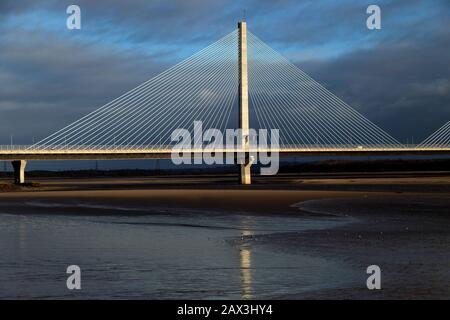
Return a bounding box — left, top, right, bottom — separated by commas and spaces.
1, 22, 449, 184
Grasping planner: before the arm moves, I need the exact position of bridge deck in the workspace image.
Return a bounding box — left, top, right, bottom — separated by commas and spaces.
1, 147, 449, 160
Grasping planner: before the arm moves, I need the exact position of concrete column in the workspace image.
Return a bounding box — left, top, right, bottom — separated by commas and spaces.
238, 21, 251, 185
241, 154, 252, 185
12, 160, 27, 185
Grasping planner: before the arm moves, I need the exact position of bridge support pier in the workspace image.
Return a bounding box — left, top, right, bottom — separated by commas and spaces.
11, 160, 27, 185
240, 154, 252, 185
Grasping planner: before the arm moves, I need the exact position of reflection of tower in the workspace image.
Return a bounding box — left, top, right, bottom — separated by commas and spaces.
240, 229, 253, 299
18, 215, 27, 258
240, 247, 252, 299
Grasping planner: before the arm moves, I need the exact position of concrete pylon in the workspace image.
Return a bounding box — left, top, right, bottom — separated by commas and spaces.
238, 21, 251, 185
12, 160, 27, 185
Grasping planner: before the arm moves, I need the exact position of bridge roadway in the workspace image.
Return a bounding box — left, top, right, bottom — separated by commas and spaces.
1, 146, 450, 161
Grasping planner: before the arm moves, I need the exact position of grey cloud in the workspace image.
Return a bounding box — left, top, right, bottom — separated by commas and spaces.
411, 79, 450, 97
299, 29, 450, 142
0, 28, 168, 144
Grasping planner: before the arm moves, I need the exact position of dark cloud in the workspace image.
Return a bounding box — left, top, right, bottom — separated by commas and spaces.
301, 27, 450, 142
0, 0, 41, 15
0, 28, 168, 143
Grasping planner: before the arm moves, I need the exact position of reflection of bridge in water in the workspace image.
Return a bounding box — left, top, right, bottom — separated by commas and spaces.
240, 244, 252, 300
1, 22, 449, 184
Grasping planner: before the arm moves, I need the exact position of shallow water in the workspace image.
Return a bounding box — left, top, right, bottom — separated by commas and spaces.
0, 204, 354, 299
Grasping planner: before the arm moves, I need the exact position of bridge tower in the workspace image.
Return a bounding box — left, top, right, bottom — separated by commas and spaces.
238, 21, 252, 185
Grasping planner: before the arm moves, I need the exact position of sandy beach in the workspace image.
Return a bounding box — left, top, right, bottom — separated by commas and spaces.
1, 172, 449, 299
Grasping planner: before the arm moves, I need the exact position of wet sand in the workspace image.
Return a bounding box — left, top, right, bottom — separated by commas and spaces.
0, 172, 449, 299
1, 172, 449, 213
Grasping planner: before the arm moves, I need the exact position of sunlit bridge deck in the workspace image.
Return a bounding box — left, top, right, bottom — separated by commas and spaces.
1, 145, 449, 161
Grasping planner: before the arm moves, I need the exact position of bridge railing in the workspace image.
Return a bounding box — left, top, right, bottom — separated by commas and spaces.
0, 144, 170, 151
2, 144, 450, 152
0, 144, 400, 151
0, 145, 34, 150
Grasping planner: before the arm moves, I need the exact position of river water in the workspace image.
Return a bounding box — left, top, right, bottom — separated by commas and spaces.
0, 204, 354, 299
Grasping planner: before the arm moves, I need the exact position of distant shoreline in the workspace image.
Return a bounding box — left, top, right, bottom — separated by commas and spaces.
1, 158, 450, 180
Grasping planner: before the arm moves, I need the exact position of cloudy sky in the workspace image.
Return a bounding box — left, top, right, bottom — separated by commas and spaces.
0, 0, 449, 147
